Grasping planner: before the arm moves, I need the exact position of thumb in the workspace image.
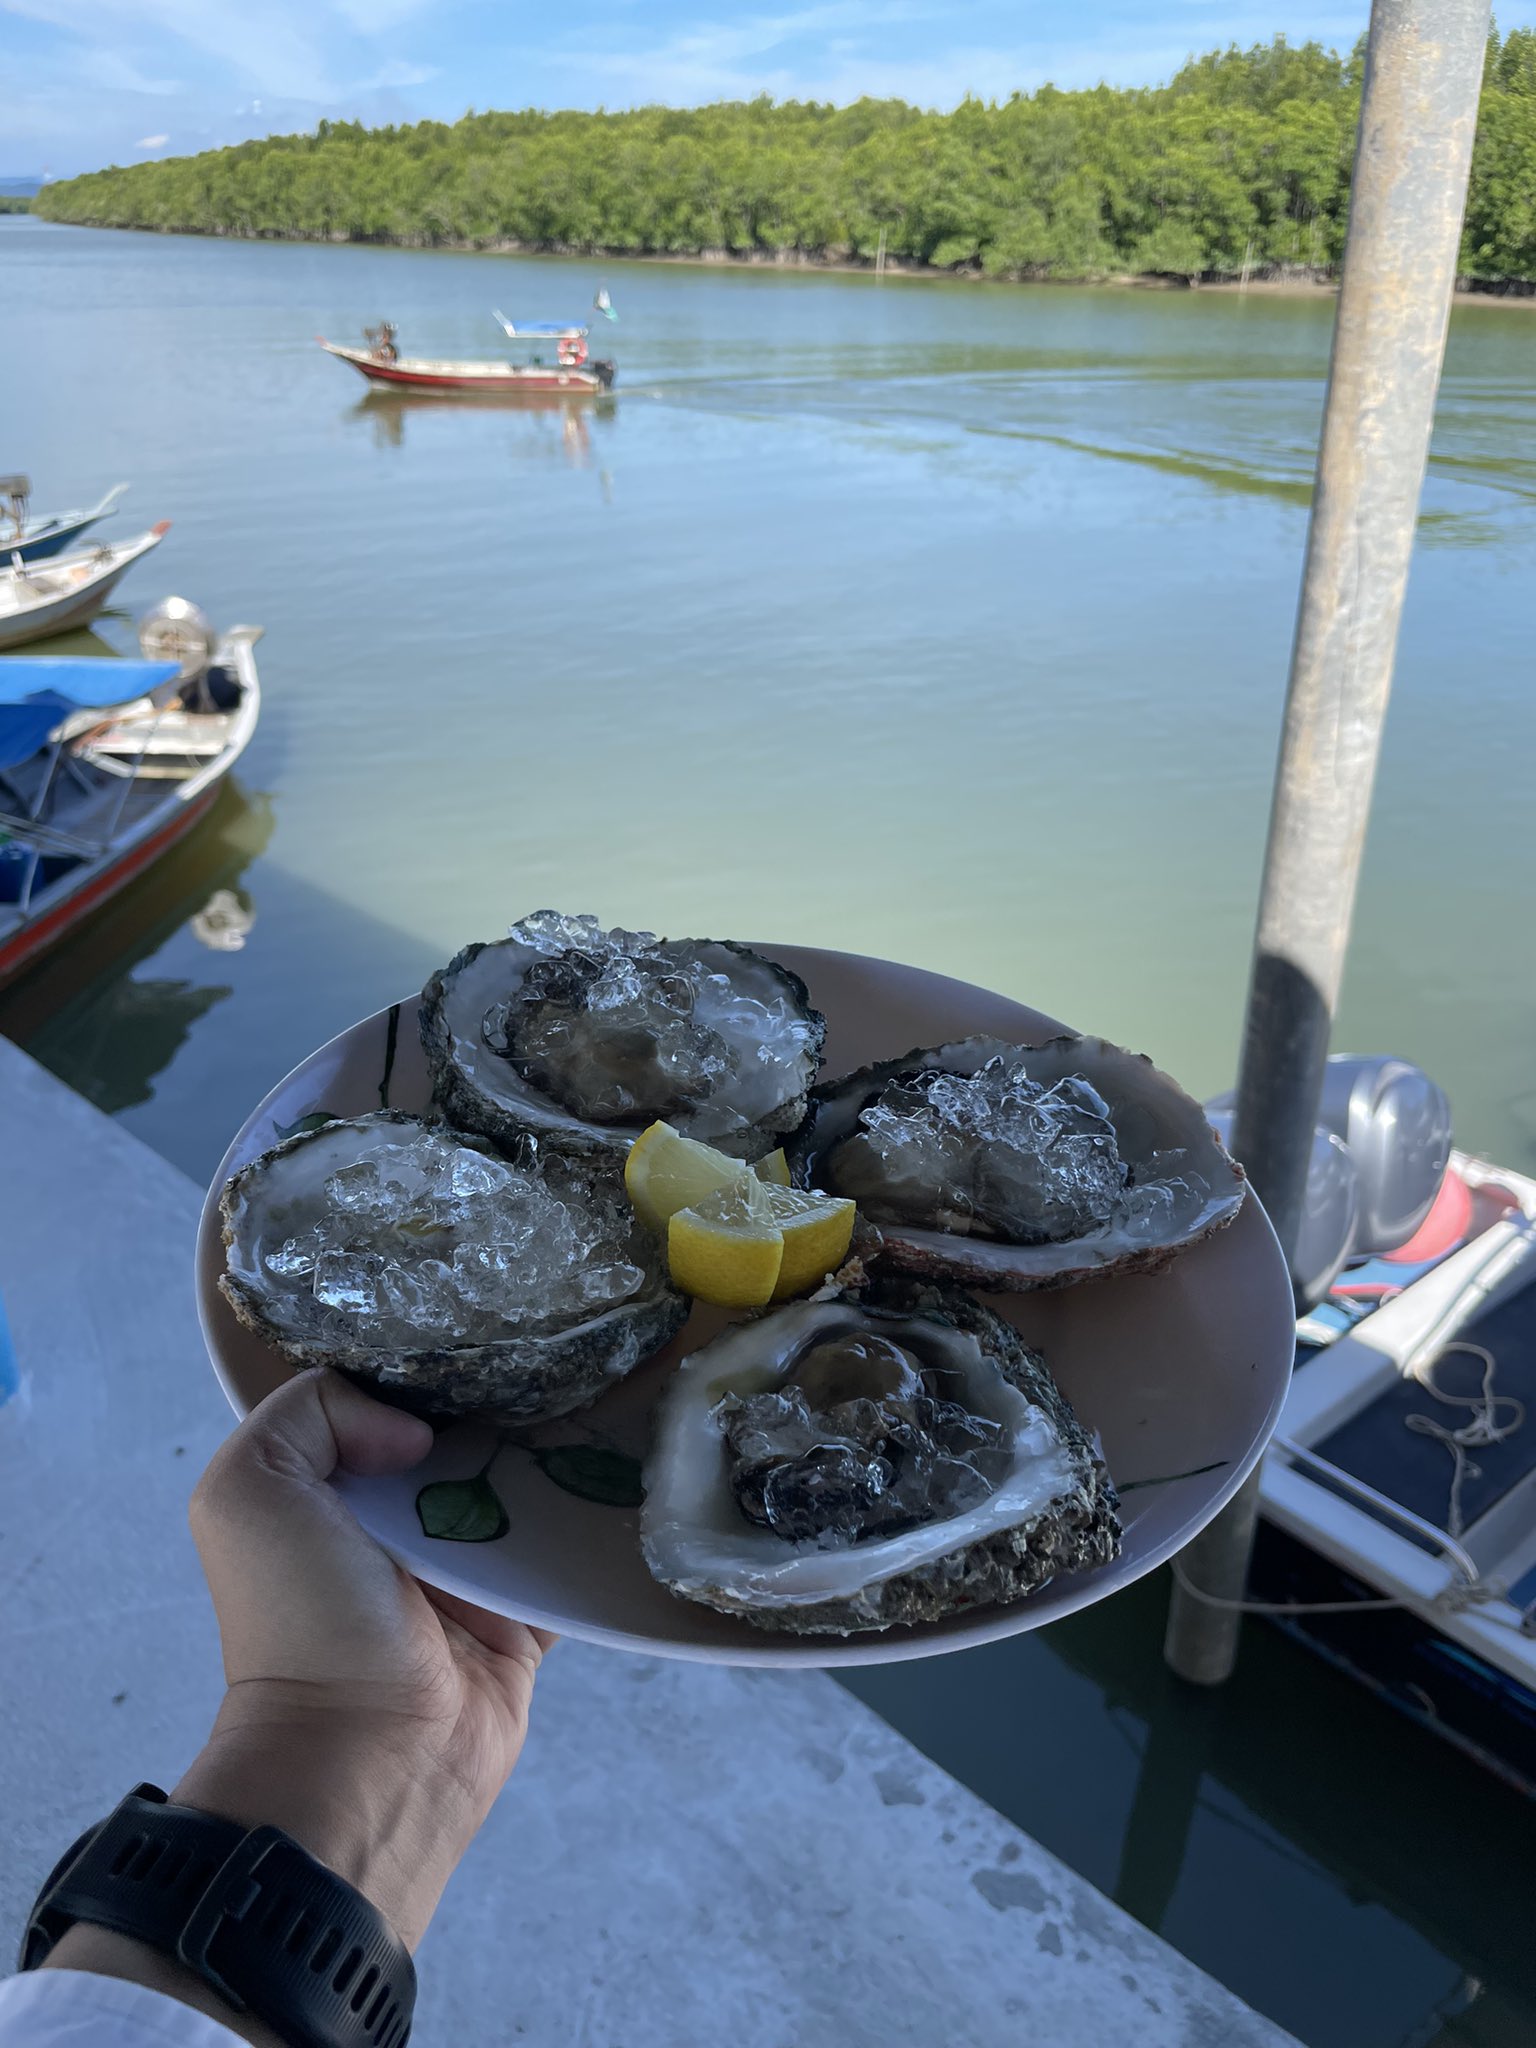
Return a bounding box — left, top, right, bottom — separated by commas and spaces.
208, 1366, 433, 1490
191, 1369, 435, 1691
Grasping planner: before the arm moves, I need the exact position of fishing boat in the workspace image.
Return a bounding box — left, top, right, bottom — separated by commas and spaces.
1207, 1059, 1536, 1791
317, 308, 616, 397
0, 599, 262, 986
1, 476, 129, 564
0, 525, 170, 650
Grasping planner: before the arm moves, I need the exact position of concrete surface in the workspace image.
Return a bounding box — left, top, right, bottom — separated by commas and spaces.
0, 1033, 1298, 2046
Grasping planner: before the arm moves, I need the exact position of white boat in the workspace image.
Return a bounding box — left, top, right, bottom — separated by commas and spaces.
0, 600, 262, 985
0, 475, 129, 563
1216, 1059, 1536, 1789
0, 524, 170, 650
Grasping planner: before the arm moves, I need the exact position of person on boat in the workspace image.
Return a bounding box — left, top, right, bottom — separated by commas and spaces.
363, 321, 398, 363
0, 1370, 550, 2048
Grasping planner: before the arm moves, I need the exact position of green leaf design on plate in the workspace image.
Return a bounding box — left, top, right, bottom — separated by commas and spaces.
416, 1473, 510, 1542
274, 1110, 341, 1142
534, 1445, 645, 1508
1118, 1459, 1231, 1494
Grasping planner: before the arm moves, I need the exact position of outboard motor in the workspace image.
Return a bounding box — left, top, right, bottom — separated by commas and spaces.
139, 596, 220, 710
1314, 1056, 1452, 1255
1205, 1105, 1361, 1309
1206, 1055, 1452, 1311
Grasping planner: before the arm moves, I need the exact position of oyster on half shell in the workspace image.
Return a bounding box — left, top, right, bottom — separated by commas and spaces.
220, 1110, 688, 1426
788, 1034, 1245, 1291
641, 1279, 1120, 1635
421, 911, 825, 1161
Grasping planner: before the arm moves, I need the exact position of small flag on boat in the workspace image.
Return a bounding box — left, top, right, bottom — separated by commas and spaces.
593, 287, 617, 321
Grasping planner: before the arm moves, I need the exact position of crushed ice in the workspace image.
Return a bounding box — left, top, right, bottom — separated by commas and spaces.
717, 1330, 1009, 1547
828, 1054, 1194, 1244
480, 911, 816, 1134
256, 1127, 645, 1352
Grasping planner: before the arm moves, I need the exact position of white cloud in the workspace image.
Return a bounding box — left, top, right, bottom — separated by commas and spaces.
137, 131, 170, 146
5, 0, 346, 102
328, 0, 437, 28
78, 48, 181, 94
547, 2, 1365, 107
357, 58, 439, 89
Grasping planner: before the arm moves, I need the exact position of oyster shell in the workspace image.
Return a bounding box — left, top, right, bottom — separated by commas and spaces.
790, 1034, 1244, 1290
220, 1110, 688, 1426
641, 1278, 1120, 1635
421, 911, 825, 1161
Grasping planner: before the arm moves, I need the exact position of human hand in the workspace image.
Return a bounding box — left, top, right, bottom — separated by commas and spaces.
175, 1367, 552, 1948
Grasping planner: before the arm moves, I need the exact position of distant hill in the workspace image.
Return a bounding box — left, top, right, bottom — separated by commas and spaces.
0, 178, 42, 198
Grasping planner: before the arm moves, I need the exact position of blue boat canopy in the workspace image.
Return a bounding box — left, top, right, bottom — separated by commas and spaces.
0, 658, 181, 711
0, 660, 181, 776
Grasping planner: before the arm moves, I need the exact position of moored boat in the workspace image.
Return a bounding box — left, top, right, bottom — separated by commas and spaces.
0, 600, 262, 986
2, 476, 130, 564
317, 310, 616, 396
0, 525, 170, 650
1209, 1057, 1536, 1791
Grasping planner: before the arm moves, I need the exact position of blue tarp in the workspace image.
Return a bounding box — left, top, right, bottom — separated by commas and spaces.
0, 692, 74, 775
0, 658, 180, 710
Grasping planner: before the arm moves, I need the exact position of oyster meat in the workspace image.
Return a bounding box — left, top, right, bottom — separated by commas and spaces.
790, 1034, 1244, 1290
220, 1110, 688, 1425
641, 1279, 1120, 1635
421, 911, 825, 1159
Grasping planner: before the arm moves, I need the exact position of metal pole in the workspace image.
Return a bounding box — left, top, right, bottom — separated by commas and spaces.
1164, 0, 1491, 1685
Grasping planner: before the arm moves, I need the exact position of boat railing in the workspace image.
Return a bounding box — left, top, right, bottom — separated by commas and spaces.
1270, 1435, 1483, 1586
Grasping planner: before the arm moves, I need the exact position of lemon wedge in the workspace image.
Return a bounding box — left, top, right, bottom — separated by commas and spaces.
667, 1179, 785, 1309
628, 1121, 856, 1307
624, 1120, 751, 1234
760, 1186, 857, 1301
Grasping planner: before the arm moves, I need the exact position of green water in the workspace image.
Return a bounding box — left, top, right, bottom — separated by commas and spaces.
4, 216, 1535, 2045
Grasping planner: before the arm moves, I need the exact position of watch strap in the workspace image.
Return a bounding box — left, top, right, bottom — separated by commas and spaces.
21, 1784, 415, 2048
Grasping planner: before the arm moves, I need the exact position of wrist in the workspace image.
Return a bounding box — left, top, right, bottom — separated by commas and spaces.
46, 1931, 291, 2048
173, 1689, 478, 1950
38, 1777, 420, 2047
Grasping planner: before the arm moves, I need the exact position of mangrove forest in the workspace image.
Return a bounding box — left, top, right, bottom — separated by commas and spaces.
32, 30, 1536, 286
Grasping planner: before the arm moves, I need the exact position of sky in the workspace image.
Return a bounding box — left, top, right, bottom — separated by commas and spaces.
2, 0, 1371, 180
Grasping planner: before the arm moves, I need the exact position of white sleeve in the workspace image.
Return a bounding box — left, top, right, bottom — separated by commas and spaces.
0, 1971, 246, 2047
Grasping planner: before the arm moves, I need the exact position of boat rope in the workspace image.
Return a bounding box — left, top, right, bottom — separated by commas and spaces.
1168, 1559, 1401, 1616
1172, 1340, 1536, 1634
1167, 1556, 1535, 1629
1403, 1342, 1526, 1540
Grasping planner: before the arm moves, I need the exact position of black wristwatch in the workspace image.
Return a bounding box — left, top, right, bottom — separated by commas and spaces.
21, 1784, 416, 2048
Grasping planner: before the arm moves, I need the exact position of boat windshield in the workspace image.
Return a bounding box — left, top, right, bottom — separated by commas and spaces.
493, 314, 591, 366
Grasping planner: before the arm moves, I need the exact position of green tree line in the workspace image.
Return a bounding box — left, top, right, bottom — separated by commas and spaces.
0, 197, 33, 214
32, 29, 1536, 283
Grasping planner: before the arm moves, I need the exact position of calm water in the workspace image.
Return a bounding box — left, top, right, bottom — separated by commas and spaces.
4, 215, 1536, 2045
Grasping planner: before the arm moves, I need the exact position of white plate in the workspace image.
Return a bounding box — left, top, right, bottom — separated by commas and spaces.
196, 944, 1293, 1667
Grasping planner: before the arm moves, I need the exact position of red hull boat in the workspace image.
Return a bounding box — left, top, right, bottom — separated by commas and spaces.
318, 311, 616, 398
